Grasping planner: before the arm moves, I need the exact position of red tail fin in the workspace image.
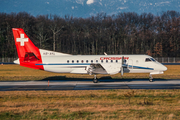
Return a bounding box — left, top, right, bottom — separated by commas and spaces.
12, 28, 44, 70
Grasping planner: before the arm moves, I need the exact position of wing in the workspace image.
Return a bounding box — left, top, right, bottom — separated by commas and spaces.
101, 63, 122, 75
86, 63, 122, 75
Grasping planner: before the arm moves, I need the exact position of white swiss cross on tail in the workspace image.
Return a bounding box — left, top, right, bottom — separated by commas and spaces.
16, 34, 28, 46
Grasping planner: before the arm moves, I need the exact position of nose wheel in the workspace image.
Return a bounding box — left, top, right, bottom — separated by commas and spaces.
149, 74, 153, 82
93, 75, 98, 83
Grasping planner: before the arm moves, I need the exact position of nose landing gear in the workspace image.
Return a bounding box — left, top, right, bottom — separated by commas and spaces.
149, 74, 153, 82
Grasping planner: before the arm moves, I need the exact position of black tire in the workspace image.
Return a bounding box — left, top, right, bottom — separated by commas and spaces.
93, 79, 98, 83
149, 79, 153, 82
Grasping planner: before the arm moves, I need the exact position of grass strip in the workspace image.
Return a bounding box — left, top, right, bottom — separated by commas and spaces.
0, 90, 180, 119
0, 65, 180, 81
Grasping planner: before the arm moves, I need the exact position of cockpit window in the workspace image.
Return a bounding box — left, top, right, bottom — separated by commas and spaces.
145, 58, 151, 62
145, 58, 156, 62
150, 58, 156, 62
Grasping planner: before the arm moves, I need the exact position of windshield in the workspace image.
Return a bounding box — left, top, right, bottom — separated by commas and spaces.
145, 58, 151, 62
145, 58, 156, 62
150, 58, 156, 62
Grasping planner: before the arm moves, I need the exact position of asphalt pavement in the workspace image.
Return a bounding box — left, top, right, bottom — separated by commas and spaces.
1, 79, 180, 91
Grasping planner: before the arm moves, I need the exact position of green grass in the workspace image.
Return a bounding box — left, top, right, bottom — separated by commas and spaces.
1, 90, 180, 119
0, 65, 180, 81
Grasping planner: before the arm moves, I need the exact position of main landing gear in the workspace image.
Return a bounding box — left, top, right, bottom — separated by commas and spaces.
93, 75, 98, 83
149, 74, 153, 82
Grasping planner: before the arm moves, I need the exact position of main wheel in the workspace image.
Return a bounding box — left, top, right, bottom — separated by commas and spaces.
149, 79, 153, 82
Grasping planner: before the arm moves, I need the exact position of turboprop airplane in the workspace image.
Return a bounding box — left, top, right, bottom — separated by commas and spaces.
12, 28, 167, 83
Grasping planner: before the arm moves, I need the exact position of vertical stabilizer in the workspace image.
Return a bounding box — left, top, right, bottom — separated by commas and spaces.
12, 28, 44, 70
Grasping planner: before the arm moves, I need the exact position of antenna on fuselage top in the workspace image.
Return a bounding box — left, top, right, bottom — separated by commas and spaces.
104, 52, 107, 55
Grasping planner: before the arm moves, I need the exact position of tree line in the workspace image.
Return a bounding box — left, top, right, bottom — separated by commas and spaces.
0, 11, 180, 58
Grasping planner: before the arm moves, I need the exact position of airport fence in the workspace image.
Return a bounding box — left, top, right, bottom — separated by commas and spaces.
154, 57, 180, 63
1, 57, 180, 63
0, 58, 17, 63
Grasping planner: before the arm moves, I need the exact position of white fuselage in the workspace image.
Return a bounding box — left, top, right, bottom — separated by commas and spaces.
38, 53, 167, 75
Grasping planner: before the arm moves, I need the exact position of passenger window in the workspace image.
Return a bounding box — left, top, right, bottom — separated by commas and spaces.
77, 60, 79, 63
145, 58, 151, 62
81, 60, 83, 63
96, 60, 98, 63
101, 60, 103, 63
106, 60, 108, 63
72, 60, 74, 63
116, 60, 118, 63
86, 60, 88, 63
91, 60, 93, 63
67, 60, 69, 63
111, 60, 113, 63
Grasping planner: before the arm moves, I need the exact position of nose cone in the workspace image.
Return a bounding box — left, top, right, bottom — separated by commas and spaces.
162, 65, 167, 71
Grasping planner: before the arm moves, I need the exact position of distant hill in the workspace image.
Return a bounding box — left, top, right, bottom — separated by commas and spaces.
1, 0, 180, 17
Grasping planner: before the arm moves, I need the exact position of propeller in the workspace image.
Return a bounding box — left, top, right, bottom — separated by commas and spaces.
121, 56, 124, 76
121, 67, 123, 76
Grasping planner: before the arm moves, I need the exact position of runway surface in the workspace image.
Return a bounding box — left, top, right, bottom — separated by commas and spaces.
1, 79, 180, 91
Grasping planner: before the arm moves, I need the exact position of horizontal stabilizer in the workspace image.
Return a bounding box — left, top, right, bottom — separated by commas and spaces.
14, 59, 20, 64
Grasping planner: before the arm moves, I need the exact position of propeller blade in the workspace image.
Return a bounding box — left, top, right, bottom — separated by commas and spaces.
121, 56, 124, 76
121, 67, 123, 76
